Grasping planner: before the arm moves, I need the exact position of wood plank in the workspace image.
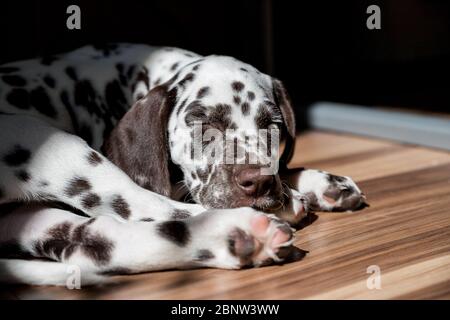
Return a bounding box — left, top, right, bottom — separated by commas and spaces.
2, 130, 450, 300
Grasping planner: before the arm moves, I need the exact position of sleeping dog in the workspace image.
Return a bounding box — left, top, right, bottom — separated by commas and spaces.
0, 44, 367, 285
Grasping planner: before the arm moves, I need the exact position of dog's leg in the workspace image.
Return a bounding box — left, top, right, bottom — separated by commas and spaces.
281, 168, 368, 214
0, 203, 294, 286
0, 114, 204, 221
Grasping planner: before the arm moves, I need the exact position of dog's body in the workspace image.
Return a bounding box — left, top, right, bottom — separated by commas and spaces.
0, 44, 366, 285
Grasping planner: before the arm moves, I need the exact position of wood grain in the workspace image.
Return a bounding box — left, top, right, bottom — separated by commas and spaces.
2, 130, 449, 299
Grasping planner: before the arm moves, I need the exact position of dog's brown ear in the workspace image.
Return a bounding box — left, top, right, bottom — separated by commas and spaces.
102, 85, 176, 197
272, 78, 296, 170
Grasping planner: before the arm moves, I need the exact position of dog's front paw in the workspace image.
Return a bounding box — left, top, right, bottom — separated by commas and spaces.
272, 188, 309, 225
190, 208, 296, 269
284, 169, 369, 213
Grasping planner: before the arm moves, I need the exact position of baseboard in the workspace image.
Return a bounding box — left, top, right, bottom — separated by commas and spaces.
307, 102, 450, 151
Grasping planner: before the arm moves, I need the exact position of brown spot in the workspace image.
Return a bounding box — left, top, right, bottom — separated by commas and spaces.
255, 104, 272, 128
178, 72, 195, 87
228, 228, 254, 265
247, 91, 255, 101
171, 209, 191, 220
65, 177, 91, 197
34, 222, 72, 260
170, 62, 179, 71
195, 249, 215, 261
82, 193, 102, 209
197, 86, 210, 99
231, 81, 245, 92
209, 104, 232, 127
233, 95, 241, 105
158, 221, 190, 246
87, 151, 103, 166
111, 195, 131, 219
241, 102, 250, 115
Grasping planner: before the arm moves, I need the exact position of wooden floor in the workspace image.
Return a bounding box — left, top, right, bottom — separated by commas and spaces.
2, 130, 450, 299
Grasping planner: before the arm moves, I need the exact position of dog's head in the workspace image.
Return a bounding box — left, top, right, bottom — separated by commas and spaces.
103, 55, 296, 211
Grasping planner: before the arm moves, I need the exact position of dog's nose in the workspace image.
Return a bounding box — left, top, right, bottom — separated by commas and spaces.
234, 168, 274, 197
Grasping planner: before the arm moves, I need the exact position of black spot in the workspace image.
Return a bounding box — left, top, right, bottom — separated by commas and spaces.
231, 81, 245, 92
170, 62, 179, 71
0, 67, 19, 73
3, 145, 31, 167
197, 86, 210, 99
74, 80, 102, 117
87, 151, 103, 166
105, 80, 127, 119
115, 63, 124, 72
240, 67, 248, 72
171, 209, 191, 220
111, 195, 131, 219
43, 75, 56, 88
6, 89, 30, 109
192, 64, 200, 71
82, 193, 102, 209
30, 86, 57, 118
65, 66, 78, 81
195, 249, 215, 261
233, 96, 241, 105
60, 90, 79, 132
40, 56, 58, 66
127, 65, 136, 79
15, 170, 30, 182
247, 91, 255, 101
140, 217, 155, 222
255, 104, 272, 128
2, 75, 26, 86
65, 177, 91, 197
241, 102, 250, 116
158, 221, 190, 246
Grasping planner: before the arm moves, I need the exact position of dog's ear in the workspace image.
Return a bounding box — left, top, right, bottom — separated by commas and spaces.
102, 85, 176, 197
272, 78, 296, 170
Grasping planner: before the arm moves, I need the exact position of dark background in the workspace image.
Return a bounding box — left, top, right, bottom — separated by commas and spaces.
1, 0, 449, 126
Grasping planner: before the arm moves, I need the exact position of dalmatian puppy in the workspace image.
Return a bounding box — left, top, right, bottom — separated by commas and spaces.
0, 44, 367, 286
